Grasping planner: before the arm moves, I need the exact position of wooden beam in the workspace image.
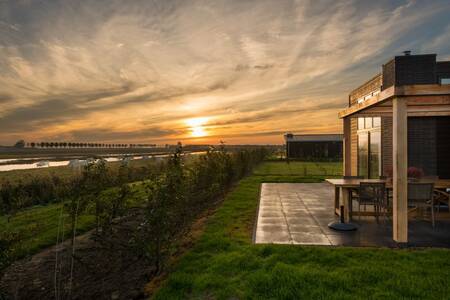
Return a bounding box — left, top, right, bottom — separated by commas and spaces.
338, 86, 395, 118
339, 84, 450, 119
392, 97, 408, 243
396, 84, 450, 96
406, 95, 450, 105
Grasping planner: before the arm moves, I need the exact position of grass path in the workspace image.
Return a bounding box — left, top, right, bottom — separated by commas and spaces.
153, 163, 450, 299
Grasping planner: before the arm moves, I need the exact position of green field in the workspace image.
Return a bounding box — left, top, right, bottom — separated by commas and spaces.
153, 161, 450, 299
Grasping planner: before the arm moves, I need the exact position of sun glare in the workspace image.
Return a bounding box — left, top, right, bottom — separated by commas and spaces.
185, 117, 209, 138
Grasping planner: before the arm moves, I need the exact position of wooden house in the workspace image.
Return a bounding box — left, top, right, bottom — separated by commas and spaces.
338, 52, 450, 243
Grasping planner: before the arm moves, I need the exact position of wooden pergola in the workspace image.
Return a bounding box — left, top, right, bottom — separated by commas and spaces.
339, 84, 450, 243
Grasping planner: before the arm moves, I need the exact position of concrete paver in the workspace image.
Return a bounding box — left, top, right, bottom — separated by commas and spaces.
254, 183, 450, 247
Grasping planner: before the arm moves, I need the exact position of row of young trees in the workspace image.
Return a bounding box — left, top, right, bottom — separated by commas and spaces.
0, 146, 269, 277
24, 142, 156, 149
139, 146, 268, 273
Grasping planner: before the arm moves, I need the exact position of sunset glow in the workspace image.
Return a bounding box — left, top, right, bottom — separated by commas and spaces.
186, 117, 209, 138
0, 1, 449, 145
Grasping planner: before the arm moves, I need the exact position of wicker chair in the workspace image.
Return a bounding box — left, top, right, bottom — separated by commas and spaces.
357, 182, 386, 222
408, 183, 436, 227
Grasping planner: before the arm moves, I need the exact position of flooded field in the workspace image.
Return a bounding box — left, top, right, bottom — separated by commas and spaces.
0, 152, 204, 172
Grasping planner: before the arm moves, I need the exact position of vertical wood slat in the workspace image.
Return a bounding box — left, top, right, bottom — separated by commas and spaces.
393, 97, 408, 243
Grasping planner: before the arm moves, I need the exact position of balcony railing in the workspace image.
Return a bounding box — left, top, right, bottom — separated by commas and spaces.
349, 73, 382, 106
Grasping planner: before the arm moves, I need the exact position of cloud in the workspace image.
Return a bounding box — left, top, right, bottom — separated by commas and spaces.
0, 0, 449, 144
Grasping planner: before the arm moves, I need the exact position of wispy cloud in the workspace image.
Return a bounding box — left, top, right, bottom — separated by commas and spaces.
0, 0, 449, 144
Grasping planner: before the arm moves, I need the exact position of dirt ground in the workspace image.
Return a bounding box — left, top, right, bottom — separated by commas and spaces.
0, 204, 219, 300
0, 210, 154, 300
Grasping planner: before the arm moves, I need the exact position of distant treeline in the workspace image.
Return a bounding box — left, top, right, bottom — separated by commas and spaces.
24, 141, 157, 148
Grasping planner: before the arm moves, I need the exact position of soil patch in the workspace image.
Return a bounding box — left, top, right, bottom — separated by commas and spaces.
0, 209, 153, 300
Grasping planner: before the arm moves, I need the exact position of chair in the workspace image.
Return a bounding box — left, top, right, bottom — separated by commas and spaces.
408, 183, 435, 228
358, 182, 386, 222
343, 176, 364, 211
434, 189, 449, 212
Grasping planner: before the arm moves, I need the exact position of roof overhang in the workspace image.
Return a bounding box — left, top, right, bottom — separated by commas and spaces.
338, 84, 450, 119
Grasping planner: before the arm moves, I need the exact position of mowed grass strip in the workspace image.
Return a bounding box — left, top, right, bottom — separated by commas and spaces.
153, 162, 450, 299
253, 161, 342, 176
0, 182, 146, 263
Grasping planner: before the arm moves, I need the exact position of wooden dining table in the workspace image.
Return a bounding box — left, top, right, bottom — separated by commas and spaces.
325, 178, 450, 222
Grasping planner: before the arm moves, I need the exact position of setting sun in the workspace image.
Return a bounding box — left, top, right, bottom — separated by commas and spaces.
185, 117, 209, 138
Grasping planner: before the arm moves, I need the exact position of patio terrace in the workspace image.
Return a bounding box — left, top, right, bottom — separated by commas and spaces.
254, 183, 450, 247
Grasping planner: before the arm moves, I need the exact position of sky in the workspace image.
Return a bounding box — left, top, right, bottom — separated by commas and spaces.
0, 0, 449, 145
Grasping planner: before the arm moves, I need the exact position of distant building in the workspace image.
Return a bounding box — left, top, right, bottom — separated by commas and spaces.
284, 134, 343, 160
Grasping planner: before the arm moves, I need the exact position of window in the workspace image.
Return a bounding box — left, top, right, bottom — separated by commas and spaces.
365, 117, 373, 129
358, 132, 369, 178
357, 117, 382, 178
358, 118, 365, 130
441, 78, 450, 85
369, 131, 381, 179
373, 117, 381, 127
357, 117, 381, 130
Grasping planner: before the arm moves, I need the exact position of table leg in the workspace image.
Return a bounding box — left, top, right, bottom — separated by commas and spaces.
341, 187, 351, 222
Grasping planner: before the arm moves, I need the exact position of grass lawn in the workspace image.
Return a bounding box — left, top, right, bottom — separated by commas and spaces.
254, 161, 342, 176
153, 161, 450, 299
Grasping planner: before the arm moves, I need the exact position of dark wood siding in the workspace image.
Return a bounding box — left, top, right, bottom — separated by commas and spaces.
407, 116, 450, 179
437, 61, 450, 81
395, 54, 437, 86
408, 117, 437, 177
351, 118, 358, 175
437, 117, 450, 179
381, 116, 393, 176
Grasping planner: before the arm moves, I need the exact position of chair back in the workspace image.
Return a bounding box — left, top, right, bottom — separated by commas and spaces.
408, 183, 434, 202
359, 182, 385, 203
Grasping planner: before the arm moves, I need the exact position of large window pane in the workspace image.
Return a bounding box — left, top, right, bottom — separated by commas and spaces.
358, 118, 365, 130
369, 131, 381, 179
373, 117, 381, 128
365, 117, 373, 129
358, 132, 369, 178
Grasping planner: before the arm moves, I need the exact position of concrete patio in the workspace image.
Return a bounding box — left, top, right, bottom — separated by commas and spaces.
254, 183, 450, 247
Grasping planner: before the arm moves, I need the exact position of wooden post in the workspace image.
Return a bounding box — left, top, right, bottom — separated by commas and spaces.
343, 117, 351, 176
392, 97, 408, 243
